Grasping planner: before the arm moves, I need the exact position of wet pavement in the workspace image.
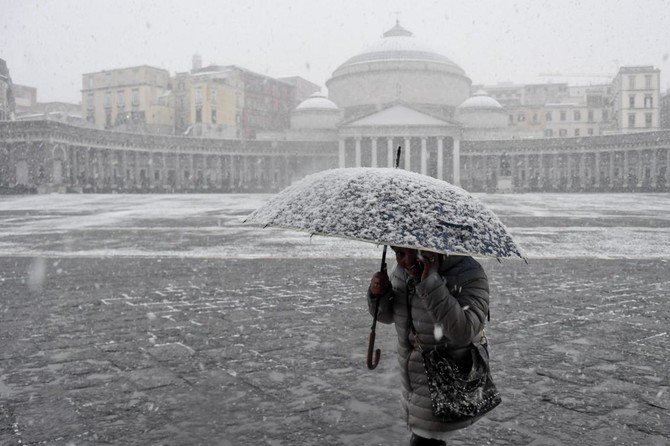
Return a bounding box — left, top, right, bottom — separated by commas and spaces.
0, 256, 668, 445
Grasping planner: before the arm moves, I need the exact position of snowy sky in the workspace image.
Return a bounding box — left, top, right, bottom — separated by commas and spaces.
1, 0, 669, 104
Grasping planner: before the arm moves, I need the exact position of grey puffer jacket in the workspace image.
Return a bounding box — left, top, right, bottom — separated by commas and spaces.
367, 255, 490, 433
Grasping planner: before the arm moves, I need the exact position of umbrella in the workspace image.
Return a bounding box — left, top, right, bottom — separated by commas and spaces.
245, 167, 525, 260
245, 165, 525, 369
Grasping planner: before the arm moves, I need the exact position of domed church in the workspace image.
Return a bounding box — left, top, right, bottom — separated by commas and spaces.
326, 20, 472, 122
283, 20, 510, 183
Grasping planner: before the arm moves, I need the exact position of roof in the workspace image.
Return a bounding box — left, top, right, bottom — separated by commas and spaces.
295, 93, 339, 111
458, 90, 503, 111
343, 104, 452, 127
335, 21, 460, 71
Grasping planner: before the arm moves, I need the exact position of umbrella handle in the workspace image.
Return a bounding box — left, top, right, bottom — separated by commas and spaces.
367, 329, 381, 370
367, 247, 387, 370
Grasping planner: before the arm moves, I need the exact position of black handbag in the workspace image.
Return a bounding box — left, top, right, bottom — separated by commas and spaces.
420, 336, 502, 420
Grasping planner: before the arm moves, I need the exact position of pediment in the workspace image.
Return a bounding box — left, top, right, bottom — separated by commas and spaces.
343, 104, 451, 127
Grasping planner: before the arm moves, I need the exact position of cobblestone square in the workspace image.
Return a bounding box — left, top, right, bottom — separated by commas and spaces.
1, 256, 668, 445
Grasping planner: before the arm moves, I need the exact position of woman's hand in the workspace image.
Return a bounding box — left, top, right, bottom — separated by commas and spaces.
418, 251, 439, 281
369, 271, 391, 297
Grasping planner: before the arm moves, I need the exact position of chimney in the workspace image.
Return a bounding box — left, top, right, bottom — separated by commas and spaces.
192, 54, 202, 71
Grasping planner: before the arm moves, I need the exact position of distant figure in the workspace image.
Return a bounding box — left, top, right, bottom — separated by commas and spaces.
368, 247, 491, 445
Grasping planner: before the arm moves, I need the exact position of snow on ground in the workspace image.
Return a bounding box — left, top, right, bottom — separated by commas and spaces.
0, 193, 669, 259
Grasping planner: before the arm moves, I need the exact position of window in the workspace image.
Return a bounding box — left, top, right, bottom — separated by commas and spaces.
603, 109, 609, 121
195, 106, 202, 123
546, 111, 552, 121
644, 95, 653, 108
104, 91, 112, 108
574, 110, 581, 121
645, 75, 652, 89
117, 91, 124, 108
588, 110, 594, 122
211, 109, 217, 124
628, 75, 636, 89
87, 93, 94, 110
645, 113, 653, 128
195, 87, 203, 105
629, 95, 635, 108
544, 129, 553, 137
131, 89, 140, 106
560, 111, 566, 121
588, 128, 594, 135
517, 113, 526, 122
210, 89, 217, 105
105, 111, 112, 127
508, 114, 514, 124
559, 129, 567, 137
628, 113, 636, 127
532, 113, 538, 123
574, 129, 580, 136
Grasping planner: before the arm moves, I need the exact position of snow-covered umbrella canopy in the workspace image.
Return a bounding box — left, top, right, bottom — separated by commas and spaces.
245, 167, 526, 260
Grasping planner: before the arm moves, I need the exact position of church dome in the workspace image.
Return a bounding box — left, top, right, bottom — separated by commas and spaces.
457, 90, 503, 111
295, 92, 339, 111
456, 90, 507, 129
291, 92, 341, 130
326, 21, 471, 121
335, 21, 461, 72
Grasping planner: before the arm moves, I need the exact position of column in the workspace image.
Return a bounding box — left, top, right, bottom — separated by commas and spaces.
452, 139, 460, 186
420, 137, 428, 176
355, 137, 362, 168
594, 151, 601, 188
579, 153, 586, 189
623, 150, 629, 188
651, 149, 658, 189
338, 138, 345, 168
387, 138, 394, 167
437, 138, 444, 180
71, 147, 79, 185
666, 148, 670, 187
371, 138, 378, 168
162, 152, 168, 190
135, 152, 142, 188
524, 153, 530, 189
189, 153, 195, 187
97, 150, 104, 188
609, 152, 615, 188
538, 153, 545, 189
404, 137, 411, 171
637, 150, 644, 187
216, 155, 223, 188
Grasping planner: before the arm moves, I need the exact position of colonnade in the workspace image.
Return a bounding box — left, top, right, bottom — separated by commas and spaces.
62, 147, 308, 192
461, 147, 670, 192
337, 135, 459, 184
2, 121, 670, 194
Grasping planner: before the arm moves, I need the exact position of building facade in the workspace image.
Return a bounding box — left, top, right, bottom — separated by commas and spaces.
661, 89, 670, 129
1, 22, 669, 195
0, 58, 15, 121
610, 66, 661, 133
81, 65, 174, 134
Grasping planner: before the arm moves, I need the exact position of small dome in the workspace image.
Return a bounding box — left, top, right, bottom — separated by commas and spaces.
295, 93, 339, 111
458, 90, 503, 111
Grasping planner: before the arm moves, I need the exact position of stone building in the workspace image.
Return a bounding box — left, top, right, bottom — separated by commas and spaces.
610, 66, 661, 133
0, 58, 15, 121
1, 21, 668, 194
81, 65, 174, 134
